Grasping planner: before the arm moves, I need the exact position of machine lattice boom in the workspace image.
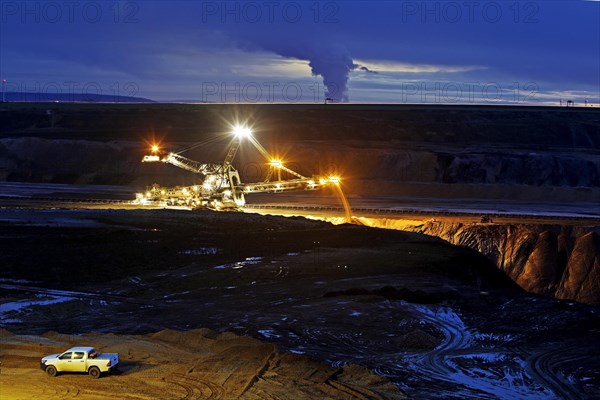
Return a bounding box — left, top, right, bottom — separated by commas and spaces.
135, 126, 339, 210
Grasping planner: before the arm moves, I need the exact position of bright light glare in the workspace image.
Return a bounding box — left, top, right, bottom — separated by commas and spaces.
329, 176, 340, 184
235, 197, 245, 207
270, 159, 282, 167
233, 125, 252, 138
151, 145, 160, 153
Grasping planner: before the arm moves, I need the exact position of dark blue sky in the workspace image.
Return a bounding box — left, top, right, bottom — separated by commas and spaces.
1, 1, 599, 104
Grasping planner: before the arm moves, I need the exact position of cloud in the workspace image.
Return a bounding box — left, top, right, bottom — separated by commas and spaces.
354, 60, 487, 74
1, 1, 597, 103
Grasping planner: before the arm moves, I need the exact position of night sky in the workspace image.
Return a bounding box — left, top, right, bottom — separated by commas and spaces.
1, 1, 599, 104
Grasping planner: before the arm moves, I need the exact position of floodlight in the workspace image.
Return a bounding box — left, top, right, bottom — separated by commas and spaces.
233, 125, 252, 138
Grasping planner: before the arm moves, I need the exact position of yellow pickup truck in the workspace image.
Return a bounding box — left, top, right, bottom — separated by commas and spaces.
40, 347, 119, 378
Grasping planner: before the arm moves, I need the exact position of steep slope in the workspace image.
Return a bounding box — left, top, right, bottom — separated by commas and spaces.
412, 222, 600, 304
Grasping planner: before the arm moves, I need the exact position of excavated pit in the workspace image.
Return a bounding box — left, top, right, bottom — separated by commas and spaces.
1, 103, 599, 398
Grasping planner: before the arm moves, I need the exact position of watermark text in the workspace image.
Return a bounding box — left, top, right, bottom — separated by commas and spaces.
1, 1, 140, 23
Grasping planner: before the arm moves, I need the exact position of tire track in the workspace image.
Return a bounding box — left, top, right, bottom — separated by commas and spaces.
165, 373, 224, 400
0, 283, 156, 305
39, 378, 81, 399
401, 303, 559, 399
525, 345, 587, 400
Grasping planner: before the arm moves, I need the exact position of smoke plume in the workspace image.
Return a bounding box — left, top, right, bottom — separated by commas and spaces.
305, 46, 357, 102
235, 35, 359, 102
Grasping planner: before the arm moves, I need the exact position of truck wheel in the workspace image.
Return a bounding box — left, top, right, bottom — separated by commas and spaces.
89, 366, 101, 379
45, 365, 57, 377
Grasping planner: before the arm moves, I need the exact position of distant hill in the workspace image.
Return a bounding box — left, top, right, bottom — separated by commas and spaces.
1, 92, 154, 103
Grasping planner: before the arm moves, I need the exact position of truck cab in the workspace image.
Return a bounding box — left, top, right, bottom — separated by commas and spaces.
40, 347, 119, 378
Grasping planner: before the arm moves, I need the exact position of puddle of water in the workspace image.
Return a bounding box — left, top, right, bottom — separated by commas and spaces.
0, 295, 75, 325
179, 247, 220, 255
215, 256, 264, 270
258, 329, 282, 339
0, 278, 34, 284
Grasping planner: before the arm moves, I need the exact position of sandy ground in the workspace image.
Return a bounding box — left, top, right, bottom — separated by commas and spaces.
0, 328, 403, 399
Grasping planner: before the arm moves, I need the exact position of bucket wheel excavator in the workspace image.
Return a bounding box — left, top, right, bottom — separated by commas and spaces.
135, 125, 340, 210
